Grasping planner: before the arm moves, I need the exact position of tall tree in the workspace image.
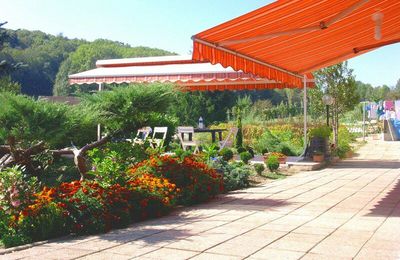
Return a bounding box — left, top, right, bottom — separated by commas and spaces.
314, 62, 359, 147
0, 22, 22, 93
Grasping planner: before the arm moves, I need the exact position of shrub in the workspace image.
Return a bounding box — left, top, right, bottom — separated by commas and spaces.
209, 159, 251, 191
17, 201, 67, 242
278, 143, 296, 156
0, 167, 38, 216
202, 144, 219, 162
254, 164, 265, 175
333, 126, 355, 158
240, 151, 253, 164
81, 84, 178, 141
245, 146, 255, 157
237, 147, 246, 154
253, 129, 281, 154
129, 155, 223, 205
309, 125, 331, 139
219, 148, 233, 161
235, 113, 243, 148
87, 142, 151, 187
266, 155, 279, 172
0, 92, 98, 148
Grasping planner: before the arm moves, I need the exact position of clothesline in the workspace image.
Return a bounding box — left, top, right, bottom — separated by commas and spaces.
365, 100, 400, 120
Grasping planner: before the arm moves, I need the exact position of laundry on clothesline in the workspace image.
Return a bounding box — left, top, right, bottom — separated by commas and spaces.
365, 100, 400, 120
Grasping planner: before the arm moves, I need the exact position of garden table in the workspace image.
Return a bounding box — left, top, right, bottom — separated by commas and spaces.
193, 128, 226, 143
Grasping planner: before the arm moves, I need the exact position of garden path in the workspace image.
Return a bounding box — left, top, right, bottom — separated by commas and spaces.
1, 139, 400, 260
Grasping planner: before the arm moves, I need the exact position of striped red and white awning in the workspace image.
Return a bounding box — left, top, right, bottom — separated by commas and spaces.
69, 56, 313, 91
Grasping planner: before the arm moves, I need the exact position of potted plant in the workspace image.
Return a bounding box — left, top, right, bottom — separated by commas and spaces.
264, 152, 287, 164
313, 150, 324, 162
308, 126, 331, 157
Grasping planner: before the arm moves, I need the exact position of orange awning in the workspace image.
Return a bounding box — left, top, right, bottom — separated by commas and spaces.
192, 0, 400, 88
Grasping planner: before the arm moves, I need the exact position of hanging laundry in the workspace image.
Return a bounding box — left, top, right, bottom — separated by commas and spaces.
395, 100, 400, 120
384, 100, 394, 110
377, 104, 385, 120
369, 103, 378, 119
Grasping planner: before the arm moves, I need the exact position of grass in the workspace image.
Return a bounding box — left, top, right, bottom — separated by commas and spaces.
266, 172, 286, 180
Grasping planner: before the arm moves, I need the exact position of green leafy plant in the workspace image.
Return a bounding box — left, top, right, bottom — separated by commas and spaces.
237, 147, 246, 154
309, 126, 331, 139
235, 110, 243, 149
0, 167, 38, 216
209, 159, 250, 191
87, 141, 151, 187
266, 155, 279, 172
202, 143, 219, 163
245, 146, 255, 158
254, 164, 265, 175
218, 148, 233, 161
240, 151, 253, 164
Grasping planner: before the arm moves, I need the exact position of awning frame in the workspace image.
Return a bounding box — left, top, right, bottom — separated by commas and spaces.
215, 0, 370, 47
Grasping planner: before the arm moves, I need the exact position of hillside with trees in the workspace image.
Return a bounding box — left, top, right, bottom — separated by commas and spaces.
1, 24, 399, 124
0, 27, 174, 96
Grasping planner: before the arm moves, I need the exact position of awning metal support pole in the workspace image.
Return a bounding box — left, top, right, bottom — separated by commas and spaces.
362, 101, 366, 142
97, 83, 103, 141
303, 75, 308, 156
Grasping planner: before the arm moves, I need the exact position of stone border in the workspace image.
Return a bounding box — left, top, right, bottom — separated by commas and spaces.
0, 235, 75, 255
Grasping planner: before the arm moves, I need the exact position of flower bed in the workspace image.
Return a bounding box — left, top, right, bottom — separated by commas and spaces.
0, 155, 223, 248
129, 155, 223, 205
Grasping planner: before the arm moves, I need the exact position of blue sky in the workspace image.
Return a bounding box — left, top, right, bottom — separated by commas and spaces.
1, 0, 399, 87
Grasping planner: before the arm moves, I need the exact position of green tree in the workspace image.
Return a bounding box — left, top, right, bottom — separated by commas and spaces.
54, 39, 174, 96
314, 62, 358, 147
0, 76, 21, 93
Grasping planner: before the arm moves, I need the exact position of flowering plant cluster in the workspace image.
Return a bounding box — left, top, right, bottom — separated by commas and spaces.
129, 155, 223, 205
0, 167, 38, 216
0, 172, 178, 247
267, 152, 287, 158
0, 152, 223, 248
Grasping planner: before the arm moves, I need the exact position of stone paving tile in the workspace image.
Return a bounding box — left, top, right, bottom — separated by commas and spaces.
130, 229, 192, 247
68, 238, 122, 251
248, 248, 305, 260
205, 230, 287, 257
266, 233, 326, 252
165, 232, 234, 252
190, 252, 242, 260
300, 252, 352, 260
0, 246, 60, 260
354, 247, 400, 260
100, 243, 160, 258
309, 230, 374, 258
137, 248, 198, 259
35, 247, 95, 260
77, 251, 131, 260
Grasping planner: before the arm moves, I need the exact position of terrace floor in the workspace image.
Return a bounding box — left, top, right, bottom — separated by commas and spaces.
2, 139, 400, 260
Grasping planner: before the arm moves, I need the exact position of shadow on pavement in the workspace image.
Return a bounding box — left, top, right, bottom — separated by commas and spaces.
331, 159, 400, 169
366, 179, 400, 217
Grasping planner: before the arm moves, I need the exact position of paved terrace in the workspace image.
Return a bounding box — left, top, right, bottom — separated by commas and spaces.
1, 140, 400, 260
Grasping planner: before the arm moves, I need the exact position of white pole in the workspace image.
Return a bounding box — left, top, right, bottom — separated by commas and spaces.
303, 75, 307, 156
97, 83, 103, 141
362, 101, 366, 141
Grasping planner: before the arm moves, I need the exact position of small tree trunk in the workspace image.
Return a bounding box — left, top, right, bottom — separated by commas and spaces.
332, 102, 339, 149
72, 135, 111, 180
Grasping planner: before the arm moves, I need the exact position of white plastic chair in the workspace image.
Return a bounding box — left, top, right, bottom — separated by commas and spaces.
177, 126, 199, 153
128, 127, 152, 145
219, 127, 238, 151
150, 127, 168, 148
